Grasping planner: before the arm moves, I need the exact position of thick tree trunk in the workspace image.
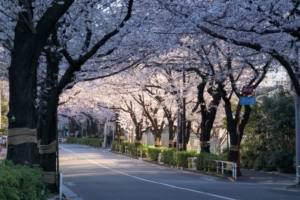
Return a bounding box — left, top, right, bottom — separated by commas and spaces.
198, 82, 222, 153
7, 13, 40, 166
68, 118, 76, 137
134, 124, 143, 147
37, 48, 60, 192
7, 0, 74, 166
177, 113, 183, 150
186, 121, 191, 147
229, 105, 252, 162
168, 121, 175, 148
154, 136, 161, 147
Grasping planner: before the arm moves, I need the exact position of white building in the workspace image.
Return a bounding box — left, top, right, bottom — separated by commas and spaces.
261, 65, 288, 87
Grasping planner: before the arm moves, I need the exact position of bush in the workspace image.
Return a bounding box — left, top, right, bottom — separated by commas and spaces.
162, 148, 176, 165
173, 150, 198, 168
66, 136, 77, 143
112, 141, 119, 151
195, 152, 221, 171
241, 150, 258, 169
127, 143, 137, 156
0, 160, 47, 200
88, 138, 103, 147
137, 145, 148, 157
147, 146, 165, 161
121, 140, 129, 153
253, 150, 295, 173
65, 137, 103, 148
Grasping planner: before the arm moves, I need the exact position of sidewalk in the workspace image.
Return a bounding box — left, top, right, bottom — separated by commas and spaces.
239, 168, 297, 185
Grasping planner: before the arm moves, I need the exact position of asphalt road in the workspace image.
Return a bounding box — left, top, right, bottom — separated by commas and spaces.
59, 144, 299, 200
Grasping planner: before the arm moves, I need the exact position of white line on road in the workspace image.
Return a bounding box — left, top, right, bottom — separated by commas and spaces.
200, 177, 217, 181
60, 146, 236, 200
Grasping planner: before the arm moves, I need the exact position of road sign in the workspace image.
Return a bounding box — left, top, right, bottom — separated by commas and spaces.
239, 96, 256, 105
242, 85, 255, 96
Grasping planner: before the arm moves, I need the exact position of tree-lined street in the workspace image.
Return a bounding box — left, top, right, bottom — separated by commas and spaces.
0, 1, 300, 198
59, 144, 299, 200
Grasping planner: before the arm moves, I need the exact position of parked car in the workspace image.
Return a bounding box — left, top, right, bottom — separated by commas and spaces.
2, 136, 7, 147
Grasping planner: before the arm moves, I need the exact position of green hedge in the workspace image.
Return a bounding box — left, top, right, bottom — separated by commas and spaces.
195, 152, 221, 171
147, 146, 165, 161
162, 148, 176, 165
173, 150, 198, 168
66, 137, 77, 143
121, 140, 129, 153
112, 141, 118, 151
0, 161, 48, 200
137, 145, 148, 158
66, 137, 103, 148
127, 143, 137, 156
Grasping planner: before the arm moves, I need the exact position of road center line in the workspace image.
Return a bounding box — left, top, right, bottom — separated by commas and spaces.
60, 146, 236, 200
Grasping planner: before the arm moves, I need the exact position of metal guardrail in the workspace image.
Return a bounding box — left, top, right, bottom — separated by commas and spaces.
214, 160, 237, 179
187, 157, 197, 170
124, 146, 131, 155
58, 138, 66, 143
137, 149, 143, 158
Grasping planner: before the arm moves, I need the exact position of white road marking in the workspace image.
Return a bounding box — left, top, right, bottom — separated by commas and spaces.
200, 177, 216, 181
64, 182, 75, 186
60, 146, 236, 200
157, 167, 167, 169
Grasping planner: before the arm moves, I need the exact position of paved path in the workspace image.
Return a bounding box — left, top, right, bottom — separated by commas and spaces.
1, 144, 299, 200
59, 144, 300, 200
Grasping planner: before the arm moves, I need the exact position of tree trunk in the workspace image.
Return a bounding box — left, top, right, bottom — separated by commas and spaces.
228, 105, 252, 162
168, 121, 175, 148
7, 0, 74, 167
7, 13, 40, 166
198, 82, 222, 153
37, 46, 61, 192
186, 121, 191, 148
154, 136, 161, 147
177, 112, 183, 150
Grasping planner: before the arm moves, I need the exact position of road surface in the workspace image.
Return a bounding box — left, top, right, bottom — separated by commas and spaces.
59, 144, 299, 200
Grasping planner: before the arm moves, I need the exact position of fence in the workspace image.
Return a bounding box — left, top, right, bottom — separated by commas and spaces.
214, 160, 237, 179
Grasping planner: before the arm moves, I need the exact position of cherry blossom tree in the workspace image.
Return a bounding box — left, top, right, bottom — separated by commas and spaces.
0, 0, 136, 191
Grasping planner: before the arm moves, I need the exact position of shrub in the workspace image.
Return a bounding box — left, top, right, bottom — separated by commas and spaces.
241, 150, 258, 169
121, 140, 129, 153
147, 146, 165, 161
88, 138, 103, 147
162, 148, 176, 165
195, 152, 221, 171
127, 143, 137, 156
173, 150, 198, 168
253, 150, 295, 173
66, 136, 77, 143
137, 145, 148, 157
0, 160, 48, 200
65, 137, 103, 148
112, 141, 119, 151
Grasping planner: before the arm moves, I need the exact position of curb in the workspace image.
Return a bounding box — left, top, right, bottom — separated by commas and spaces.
62, 185, 83, 200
